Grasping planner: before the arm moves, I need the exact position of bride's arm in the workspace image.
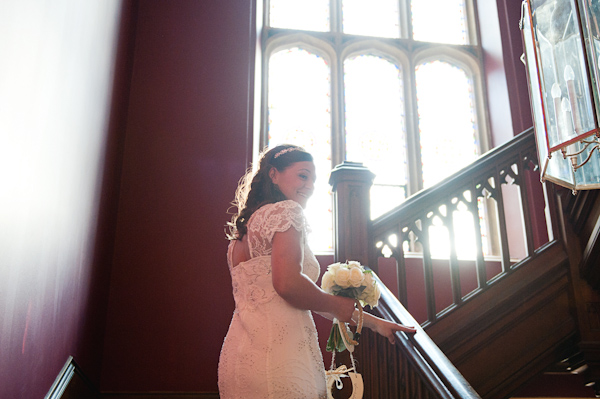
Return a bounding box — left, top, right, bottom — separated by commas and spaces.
271, 227, 356, 323
272, 225, 417, 343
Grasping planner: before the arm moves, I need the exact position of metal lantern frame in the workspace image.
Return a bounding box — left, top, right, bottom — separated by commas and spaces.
520, 0, 600, 192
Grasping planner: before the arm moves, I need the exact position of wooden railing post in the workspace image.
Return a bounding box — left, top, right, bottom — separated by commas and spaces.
329, 161, 375, 267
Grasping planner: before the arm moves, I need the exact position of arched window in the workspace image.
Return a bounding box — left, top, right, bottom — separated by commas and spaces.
260, 0, 489, 254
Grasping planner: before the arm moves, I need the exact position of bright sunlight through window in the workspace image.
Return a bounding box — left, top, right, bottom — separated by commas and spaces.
411, 0, 468, 45
270, 0, 329, 32
344, 55, 407, 219
343, 0, 400, 38
416, 60, 478, 188
262, 0, 483, 255
268, 48, 333, 251
416, 60, 483, 259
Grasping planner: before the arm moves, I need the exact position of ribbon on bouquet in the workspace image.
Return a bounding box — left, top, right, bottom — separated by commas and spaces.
333, 300, 364, 351
343, 300, 363, 346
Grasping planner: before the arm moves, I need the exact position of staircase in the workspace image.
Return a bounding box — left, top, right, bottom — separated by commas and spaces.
329, 128, 600, 398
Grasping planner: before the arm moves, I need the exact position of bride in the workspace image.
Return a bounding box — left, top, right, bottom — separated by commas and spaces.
218, 144, 415, 398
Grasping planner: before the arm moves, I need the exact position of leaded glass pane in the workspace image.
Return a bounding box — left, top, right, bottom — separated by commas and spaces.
268, 48, 333, 252
411, 0, 468, 45
269, 0, 329, 32
343, 0, 400, 38
344, 54, 407, 219
416, 60, 478, 188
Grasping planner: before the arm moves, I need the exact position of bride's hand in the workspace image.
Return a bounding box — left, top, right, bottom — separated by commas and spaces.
371, 317, 416, 344
330, 295, 357, 323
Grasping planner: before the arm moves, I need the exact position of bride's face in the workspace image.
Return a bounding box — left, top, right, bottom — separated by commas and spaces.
269, 161, 316, 208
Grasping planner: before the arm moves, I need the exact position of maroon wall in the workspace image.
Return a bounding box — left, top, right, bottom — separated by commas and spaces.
494, 0, 534, 136
100, 0, 253, 392
478, 0, 533, 143
0, 1, 131, 398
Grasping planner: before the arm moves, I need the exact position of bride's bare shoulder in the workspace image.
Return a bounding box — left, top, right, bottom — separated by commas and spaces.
231, 235, 250, 268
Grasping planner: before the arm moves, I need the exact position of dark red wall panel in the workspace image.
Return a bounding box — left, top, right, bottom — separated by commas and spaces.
100, 0, 253, 392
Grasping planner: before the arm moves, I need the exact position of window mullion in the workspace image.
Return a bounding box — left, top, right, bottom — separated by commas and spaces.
406, 56, 423, 194
399, 0, 411, 39
330, 0, 342, 34
401, 0, 420, 195
331, 0, 344, 168
331, 46, 344, 169
262, 0, 270, 30
465, 0, 479, 46
259, 28, 270, 151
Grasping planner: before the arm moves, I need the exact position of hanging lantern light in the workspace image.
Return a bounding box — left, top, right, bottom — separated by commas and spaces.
520, 0, 600, 192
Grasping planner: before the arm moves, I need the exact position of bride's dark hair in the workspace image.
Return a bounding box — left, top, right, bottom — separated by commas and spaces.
228, 144, 313, 240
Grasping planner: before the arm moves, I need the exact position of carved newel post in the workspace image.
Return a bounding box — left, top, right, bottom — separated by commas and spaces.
329, 161, 375, 269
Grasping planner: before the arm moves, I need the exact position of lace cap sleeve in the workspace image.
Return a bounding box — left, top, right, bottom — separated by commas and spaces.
246, 200, 309, 258
261, 200, 306, 243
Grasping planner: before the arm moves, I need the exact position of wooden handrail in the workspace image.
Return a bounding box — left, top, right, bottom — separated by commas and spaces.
372, 128, 537, 227
372, 273, 482, 399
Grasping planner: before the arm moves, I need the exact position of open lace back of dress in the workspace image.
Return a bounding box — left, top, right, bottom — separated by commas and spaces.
230, 236, 251, 269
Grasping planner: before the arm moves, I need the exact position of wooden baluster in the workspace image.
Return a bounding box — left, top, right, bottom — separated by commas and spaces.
420, 215, 437, 323
493, 167, 512, 273
446, 199, 462, 307
470, 185, 487, 290
397, 225, 409, 306
516, 152, 536, 257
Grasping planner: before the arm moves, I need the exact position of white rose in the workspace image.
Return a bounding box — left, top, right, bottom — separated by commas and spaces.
358, 274, 380, 308
348, 266, 364, 288
327, 262, 342, 273
363, 272, 373, 288
321, 271, 336, 293
334, 267, 351, 288
347, 261, 363, 271
366, 283, 380, 308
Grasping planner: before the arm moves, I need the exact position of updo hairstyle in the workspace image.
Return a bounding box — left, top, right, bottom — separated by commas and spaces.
228, 144, 313, 240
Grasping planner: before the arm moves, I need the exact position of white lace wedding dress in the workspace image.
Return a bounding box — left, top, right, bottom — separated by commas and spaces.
218, 200, 327, 398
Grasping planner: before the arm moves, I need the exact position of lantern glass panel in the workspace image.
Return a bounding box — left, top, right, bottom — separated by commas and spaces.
523, 3, 551, 171
532, 0, 596, 151
580, 1, 600, 120
546, 150, 575, 186
576, 142, 600, 186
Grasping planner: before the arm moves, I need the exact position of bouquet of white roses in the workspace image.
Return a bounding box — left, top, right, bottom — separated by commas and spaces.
321, 261, 381, 352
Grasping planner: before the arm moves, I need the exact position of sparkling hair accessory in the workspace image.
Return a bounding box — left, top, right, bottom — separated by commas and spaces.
273, 146, 301, 159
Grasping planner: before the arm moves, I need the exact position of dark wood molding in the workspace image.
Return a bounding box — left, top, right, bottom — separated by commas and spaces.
581, 215, 600, 289
557, 184, 600, 290
560, 188, 599, 234
45, 356, 219, 399
45, 356, 99, 399
424, 241, 576, 399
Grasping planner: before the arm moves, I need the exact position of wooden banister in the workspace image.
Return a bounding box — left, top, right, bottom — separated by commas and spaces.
330, 159, 483, 398
329, 128, 556, 398
370, 273, 481, 399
